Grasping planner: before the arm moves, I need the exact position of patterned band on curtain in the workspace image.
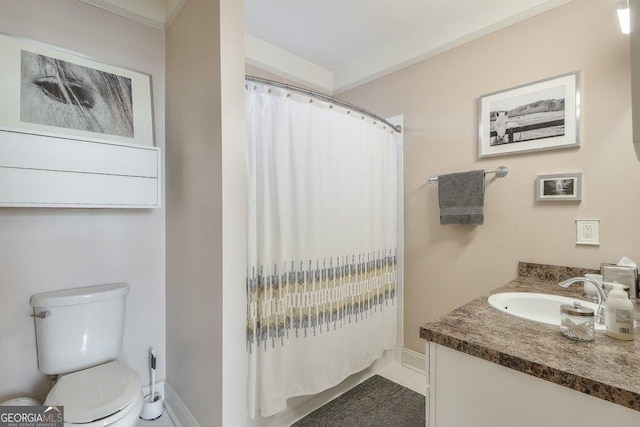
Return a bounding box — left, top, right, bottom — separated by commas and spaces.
246, 81, 398, 419
247, 250, 397, 351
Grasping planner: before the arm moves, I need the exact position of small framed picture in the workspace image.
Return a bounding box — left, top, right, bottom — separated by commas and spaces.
478, 72, 580, 158
536, 173, 582, 202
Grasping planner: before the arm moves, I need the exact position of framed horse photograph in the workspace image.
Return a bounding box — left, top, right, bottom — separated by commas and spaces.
0, 32, 154, 147
478, 72, 580, 158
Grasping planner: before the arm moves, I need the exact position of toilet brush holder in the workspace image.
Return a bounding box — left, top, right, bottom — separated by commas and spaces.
140, 392, 163, 420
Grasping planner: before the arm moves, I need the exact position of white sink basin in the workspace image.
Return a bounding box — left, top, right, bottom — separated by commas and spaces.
487, 292, 605, 330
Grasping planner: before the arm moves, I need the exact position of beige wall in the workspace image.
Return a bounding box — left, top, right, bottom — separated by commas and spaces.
0, 0, 166, 402
339, 0, 640, 353
166, 0, 246, 424
166, 0, 223, 422
632, 0, 640, 159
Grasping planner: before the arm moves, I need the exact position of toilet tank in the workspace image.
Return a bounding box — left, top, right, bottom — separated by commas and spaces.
30, 283, 129, 375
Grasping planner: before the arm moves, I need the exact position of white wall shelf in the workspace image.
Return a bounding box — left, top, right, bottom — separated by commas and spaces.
0, 131, 161, 208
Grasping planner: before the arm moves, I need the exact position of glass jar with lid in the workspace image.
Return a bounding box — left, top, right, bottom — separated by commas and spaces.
560, 302, 595, 341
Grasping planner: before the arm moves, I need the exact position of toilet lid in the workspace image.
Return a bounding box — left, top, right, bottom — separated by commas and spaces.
44, 362, 140, 424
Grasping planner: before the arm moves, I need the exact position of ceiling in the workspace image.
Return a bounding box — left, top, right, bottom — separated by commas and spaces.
246, 0, 573, 93
80, 0, 573, 94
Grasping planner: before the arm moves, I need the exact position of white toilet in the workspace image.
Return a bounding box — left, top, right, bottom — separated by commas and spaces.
29, 283, 143, 427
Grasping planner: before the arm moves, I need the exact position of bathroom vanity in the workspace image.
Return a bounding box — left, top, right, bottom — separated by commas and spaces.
420, 263, 640, 427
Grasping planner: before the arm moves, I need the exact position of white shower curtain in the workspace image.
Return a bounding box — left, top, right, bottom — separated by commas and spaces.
245, 81, 398, 418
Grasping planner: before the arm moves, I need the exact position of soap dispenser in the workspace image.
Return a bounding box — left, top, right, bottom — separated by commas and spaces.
605, 282, 635, 340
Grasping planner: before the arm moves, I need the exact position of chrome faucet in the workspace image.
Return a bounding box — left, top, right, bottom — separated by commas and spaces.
559, 277, 606, 325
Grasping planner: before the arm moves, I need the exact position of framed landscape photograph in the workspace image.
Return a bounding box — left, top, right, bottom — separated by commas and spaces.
536, 173, 582, 202
478, 72, 579, 158
0, 32, 154, 146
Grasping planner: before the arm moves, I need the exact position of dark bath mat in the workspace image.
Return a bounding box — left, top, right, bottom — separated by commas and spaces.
292, 375, 425, 427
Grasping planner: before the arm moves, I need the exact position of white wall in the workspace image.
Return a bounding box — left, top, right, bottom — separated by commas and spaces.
220, 0, 248, 424
0, 0, 166, 402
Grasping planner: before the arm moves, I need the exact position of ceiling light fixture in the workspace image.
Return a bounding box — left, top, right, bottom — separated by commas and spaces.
618, 0, 631, 35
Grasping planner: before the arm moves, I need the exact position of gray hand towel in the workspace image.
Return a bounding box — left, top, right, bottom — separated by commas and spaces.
438, 170, 485, 225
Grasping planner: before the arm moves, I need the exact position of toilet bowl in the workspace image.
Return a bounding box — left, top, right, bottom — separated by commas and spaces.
28, 283, 143, 426
2, 379, 142, 427
45, 362, 143, 427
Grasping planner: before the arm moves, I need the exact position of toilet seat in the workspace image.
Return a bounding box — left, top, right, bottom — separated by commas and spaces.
45, 362, 143, 425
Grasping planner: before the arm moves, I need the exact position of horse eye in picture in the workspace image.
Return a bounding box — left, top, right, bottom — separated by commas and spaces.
33, 76, 96, 108
20, 50, 134, 138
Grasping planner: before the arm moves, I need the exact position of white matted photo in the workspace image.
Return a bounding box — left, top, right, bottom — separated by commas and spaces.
536, 173, 582, 202
0, 33, 154, 146
478, 72, 579, 158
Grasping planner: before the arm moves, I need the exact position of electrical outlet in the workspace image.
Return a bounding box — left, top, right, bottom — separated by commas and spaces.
576, 219, 599, 245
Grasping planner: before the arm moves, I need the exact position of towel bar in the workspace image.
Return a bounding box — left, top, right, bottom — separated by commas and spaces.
428, 166, 508, 185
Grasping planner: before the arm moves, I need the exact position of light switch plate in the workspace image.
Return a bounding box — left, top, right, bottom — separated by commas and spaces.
576, 219, 600, 245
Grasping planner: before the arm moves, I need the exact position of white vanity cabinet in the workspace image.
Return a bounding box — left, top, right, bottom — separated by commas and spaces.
0, 131, 161, 208
425, 342, 640, 427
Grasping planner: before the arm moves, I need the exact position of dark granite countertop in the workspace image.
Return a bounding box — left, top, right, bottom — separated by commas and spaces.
419, 262, 640, 412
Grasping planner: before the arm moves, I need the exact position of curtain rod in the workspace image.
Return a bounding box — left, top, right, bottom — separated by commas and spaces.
245, 75, 402, 133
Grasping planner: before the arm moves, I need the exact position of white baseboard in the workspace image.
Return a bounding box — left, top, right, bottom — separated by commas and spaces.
402, 347, 426, 375
164, 382, 200, 427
